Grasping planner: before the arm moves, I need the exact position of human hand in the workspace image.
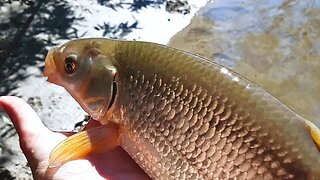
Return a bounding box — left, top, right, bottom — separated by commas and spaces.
0, 96, 150, 180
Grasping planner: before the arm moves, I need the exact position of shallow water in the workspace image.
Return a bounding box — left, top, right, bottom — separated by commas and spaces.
169, 0, 320, 125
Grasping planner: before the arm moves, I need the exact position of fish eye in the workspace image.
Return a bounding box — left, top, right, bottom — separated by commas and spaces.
64, 54, 78, 74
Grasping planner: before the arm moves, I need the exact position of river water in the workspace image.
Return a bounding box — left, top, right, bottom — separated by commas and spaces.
169, 0, 320, 125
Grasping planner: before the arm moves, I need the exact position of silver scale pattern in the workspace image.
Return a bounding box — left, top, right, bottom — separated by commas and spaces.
113, 42, 315, 179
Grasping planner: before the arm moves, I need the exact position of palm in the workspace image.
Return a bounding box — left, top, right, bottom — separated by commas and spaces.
0, 96, 149, 180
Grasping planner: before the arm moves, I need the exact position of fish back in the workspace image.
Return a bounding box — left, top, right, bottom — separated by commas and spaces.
111, 41, 320, 179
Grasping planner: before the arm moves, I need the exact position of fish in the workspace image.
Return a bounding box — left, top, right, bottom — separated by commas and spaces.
43, 38, 320, 179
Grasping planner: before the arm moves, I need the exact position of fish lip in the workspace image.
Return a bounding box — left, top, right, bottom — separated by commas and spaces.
43, 49, 58, 83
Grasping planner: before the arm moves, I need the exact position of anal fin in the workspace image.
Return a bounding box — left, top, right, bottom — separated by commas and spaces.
305, 120, 320, 150
49, 122, 120, 167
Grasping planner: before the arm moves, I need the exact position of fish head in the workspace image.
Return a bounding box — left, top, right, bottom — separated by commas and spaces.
43, 39, 117, 120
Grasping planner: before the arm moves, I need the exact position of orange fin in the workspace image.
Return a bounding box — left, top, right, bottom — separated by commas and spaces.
49, 123, 120, 167
305, 120, 320, 150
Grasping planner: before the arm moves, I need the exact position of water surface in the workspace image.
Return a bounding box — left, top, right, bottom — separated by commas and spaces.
169, 0, 320, 124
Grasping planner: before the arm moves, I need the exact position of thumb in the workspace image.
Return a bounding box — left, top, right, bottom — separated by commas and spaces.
0, 96, 54, 165
0, 96, 50, 141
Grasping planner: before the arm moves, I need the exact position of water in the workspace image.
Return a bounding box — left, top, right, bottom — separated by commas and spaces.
169, 0, 320, 124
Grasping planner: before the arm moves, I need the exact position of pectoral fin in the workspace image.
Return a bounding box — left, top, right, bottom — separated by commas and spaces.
305, 120, 320, 150
49, 122, 120, 167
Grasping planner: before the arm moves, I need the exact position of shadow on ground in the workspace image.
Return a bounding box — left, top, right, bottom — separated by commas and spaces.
0, 0, 170, 96
95, 0, 171, 38
0, 0, 84, 96
95, 20, 140, 38
97, 0, 165, 11
0, 0, 83, 173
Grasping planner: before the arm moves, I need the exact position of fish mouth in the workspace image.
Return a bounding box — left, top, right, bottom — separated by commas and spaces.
43, 48, 59, 84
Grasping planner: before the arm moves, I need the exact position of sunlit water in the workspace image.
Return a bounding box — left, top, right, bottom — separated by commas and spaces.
169, 0, 320, 125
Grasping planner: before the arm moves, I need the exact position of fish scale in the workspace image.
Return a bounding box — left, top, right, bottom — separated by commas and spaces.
108, 41, 320, 179
44, 39, 320, 180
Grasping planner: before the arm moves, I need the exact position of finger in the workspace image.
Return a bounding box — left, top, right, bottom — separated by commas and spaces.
89, 147, 150, 179
0, 96, 55, 171
0, 96, 50, 140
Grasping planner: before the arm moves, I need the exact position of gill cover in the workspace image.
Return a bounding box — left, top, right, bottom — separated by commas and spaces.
80, 55, 117, 120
